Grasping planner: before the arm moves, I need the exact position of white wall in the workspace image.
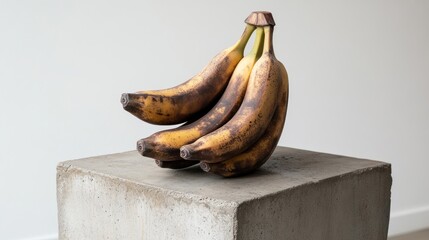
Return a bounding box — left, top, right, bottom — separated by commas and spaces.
1, 1, 428, 239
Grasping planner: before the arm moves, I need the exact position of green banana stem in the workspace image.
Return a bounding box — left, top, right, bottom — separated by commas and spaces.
233, 24, 256, 52
263, 26, 275, 56
249, 27, 265, 57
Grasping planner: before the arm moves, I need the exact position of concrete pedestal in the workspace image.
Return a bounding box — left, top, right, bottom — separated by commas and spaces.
57, 147, 392, 240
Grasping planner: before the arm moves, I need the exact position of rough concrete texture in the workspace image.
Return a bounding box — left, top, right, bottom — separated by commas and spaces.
57, 147, 392, 240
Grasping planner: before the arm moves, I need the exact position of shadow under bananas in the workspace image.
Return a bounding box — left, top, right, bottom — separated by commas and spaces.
156, 148, 328, 180
156, 161, 280, 180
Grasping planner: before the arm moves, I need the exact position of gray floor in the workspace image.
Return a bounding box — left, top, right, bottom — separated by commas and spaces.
389, 228, 429, 240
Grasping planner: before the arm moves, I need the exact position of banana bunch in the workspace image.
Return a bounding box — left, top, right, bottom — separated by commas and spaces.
121, 12, 289, 177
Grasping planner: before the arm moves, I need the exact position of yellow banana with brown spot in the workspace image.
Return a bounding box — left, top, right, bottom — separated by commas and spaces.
200, 62, 289, 177
180, 25, 282, 162
137, 28, 265, 160
121, 24, 255, 125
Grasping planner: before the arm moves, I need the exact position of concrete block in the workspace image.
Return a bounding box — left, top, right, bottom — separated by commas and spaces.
57, 147, 392, 240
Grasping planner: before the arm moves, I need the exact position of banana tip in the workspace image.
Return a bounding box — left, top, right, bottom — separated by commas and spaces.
155, 159, 162, 167
180, 147, 191, 159
136, 139, 147, 154
121, 93, 129, 108
200, 162, 210, 172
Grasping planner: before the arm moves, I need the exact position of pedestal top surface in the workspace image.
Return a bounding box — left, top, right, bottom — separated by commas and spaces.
58, 147, 389, 203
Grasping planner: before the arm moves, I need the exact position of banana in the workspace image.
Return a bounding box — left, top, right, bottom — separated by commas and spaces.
180, 25, 282, 162
137, 28, 265, 161
121, 24, 256, 125
200, 62, 289, 177
155, 159, 199, 169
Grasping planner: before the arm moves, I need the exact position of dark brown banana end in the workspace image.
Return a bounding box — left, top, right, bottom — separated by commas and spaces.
200, 162, 211, 172
245, 11, 275, 27
179, 146, 192, 160
137, 139, 180, 161
136, 139, 148, 155
121, 93, 149, 122
120, 93, 129, 107
121, 93, 141, 111
121, 92, 189, 125
200, 160, 261, 178
155, 159, 199, 169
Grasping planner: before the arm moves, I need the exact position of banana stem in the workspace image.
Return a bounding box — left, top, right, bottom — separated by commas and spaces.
263, 26, 275, 55
234, 24, 256, 52
249, 27, 265, 57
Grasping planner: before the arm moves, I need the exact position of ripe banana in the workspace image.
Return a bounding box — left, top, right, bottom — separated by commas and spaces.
137, 28, 265, 161
200, 62, 289, 177
121, 24, 256, 125
180, 25, 283, 162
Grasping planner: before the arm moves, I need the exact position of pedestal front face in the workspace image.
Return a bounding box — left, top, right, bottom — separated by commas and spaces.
57, 147, 392, 240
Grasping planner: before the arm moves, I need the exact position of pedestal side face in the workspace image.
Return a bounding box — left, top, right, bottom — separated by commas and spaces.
57, 167, 237, 240
236, 166, 392, 240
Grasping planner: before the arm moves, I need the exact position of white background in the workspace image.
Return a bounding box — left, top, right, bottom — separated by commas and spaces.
1, 1, 428, 239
